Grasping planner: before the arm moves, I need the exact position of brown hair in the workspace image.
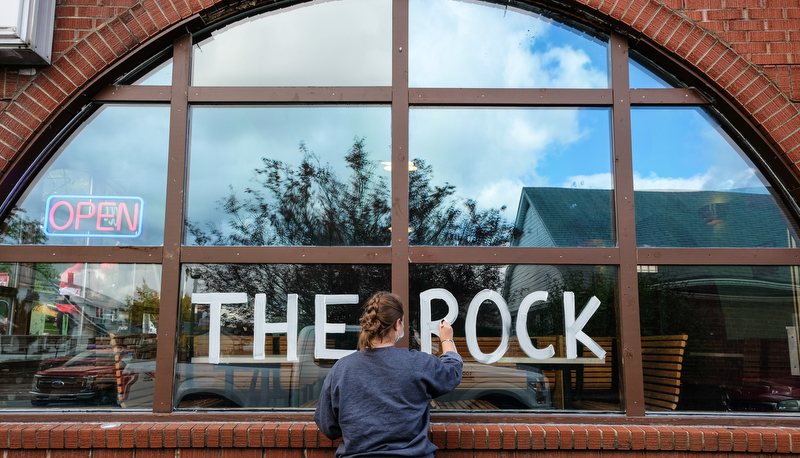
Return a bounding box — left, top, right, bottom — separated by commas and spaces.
358, 291, 404, 351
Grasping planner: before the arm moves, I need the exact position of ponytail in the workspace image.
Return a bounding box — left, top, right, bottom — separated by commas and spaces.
358, 291, 404, 351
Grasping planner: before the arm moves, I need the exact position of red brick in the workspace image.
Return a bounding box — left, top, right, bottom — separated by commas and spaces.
685, 0, 723, 7
132, 4, 160, 36
727, 0, 763, 6
708, 48, 738, 80
728, 19, 767, 30
47, 63, 81, 95
555, 426, 573, 449
56, 17, 95, 29
499, 424, 515, 450
766, 0, 800, 6
708, 8, 746, 19
767, 18, 800, 29
599, 426, 616, 449
459, 424, 473, 449
108, 17, 138, 49
220, 449, 260, 458
430, 424, 445, 448
219, 424, 235, 447
585, 425, 601, 450
776, 428, 792, 453
232, 423, 248, 447
163, 424, 179, 448
543, 425, 559, 449
631, 1, 662, 31
441, 424, 458, 449
753, 96, 786, 123
119, 9, 149, 41
620, 0, 648, 25
486, 424, 501, 449
514, 425, 532, 449
262, 423, 278, 448
78, 426, 93, 449
653, 13, 684, 46
290, 423, 305, 448
642, 7, 673, 38
473, 425, 488, 449
106, 425, 122, 448
276, 423, 291, 448
93, 450, 135, 458
155, 0, 182, 22
149, 423, 168, 448
640, 426, 659, 450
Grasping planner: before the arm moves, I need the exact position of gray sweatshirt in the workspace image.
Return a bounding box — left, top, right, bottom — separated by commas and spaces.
314, 346, 463, 458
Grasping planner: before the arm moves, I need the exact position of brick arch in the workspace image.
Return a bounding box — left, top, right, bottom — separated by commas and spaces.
0, 0, 798, 181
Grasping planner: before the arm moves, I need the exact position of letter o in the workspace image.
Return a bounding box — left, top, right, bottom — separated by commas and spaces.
465, 290, 511, 364
48, 201, 74, 231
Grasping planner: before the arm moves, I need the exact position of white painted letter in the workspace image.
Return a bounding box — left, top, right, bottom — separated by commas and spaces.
563, 292, 606, 360
419, 288, 459, 354
515, 291, 555, 360
314, 294, 359, 359
465, 290, 512, 364
254, 293, 298, 362
192, 293, 247, 364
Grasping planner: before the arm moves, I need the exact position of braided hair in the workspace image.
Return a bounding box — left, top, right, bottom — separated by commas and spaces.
358, 291, 404, 351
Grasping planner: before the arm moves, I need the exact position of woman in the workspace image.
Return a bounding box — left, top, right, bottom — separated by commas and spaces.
314, 291, 463, 458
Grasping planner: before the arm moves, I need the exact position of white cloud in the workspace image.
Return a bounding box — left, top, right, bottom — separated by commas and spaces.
193, 0, 392, 86
409, 0, 608, 88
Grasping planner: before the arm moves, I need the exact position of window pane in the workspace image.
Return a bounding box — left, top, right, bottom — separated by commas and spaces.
631, 107, 800, 248
0, 105, 170, 246
629, 52, 679, 89
639, 265, 800, 413
0, 262, 160, 409
408, 264, 619, 411
409, 0, 609, 88
186, 106, 391, 246
134, 60, 173, 86
192, 0, 391, 87
409, 108, 614, 247
173, 263, 390, 409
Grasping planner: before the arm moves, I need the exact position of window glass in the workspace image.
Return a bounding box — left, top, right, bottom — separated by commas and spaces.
0, 262, 160, 409
185, 106, 391, 246
0, 105, 170, 246
192, 0, 392, 87
628, 54, 677, 89
639, 265, 800, 413
631, 107, 799, 247
409, 0, 609, 88
172, 263, 390, 409
133, 60, 173, 86
408, 264, 618, 410
409, 108, 614, 247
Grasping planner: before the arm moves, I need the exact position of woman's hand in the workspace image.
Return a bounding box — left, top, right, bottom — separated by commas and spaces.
438, 320, 457, 355
439, 319, 454, 340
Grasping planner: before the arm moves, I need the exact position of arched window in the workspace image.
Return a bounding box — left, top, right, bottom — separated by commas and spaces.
0, 0, 798, 417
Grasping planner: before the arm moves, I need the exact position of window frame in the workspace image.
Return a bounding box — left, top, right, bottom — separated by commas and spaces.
0, 0, 798, 424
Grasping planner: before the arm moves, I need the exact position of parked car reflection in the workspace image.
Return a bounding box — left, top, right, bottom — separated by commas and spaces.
30, 349, 130, 406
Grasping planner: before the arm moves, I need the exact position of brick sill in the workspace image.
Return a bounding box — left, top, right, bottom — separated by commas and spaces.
0, 422, 798, 453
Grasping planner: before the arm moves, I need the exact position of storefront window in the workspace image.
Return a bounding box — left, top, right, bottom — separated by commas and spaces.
185, 106, 391, 246
172, 263, 390, 409
631, 107, 799, 248
0, 105, 170, 246
0, 262, 160, 409
409, 0, 609, 88
191, 0, 392, 87
409, 108, 613, 247
408, 264, 619, 410
639, 265, 800, 413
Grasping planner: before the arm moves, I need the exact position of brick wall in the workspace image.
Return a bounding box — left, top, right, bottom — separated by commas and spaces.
1, 422, 800, 455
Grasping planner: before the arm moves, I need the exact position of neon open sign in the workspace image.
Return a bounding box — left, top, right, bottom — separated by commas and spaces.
44, 195, 144, 238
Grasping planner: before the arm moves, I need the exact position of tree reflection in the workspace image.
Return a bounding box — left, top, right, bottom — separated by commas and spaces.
186, 137, 516, 247
183, 137, 517, 331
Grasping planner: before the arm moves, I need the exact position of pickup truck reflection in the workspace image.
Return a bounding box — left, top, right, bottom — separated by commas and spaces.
118, 326, 553, 410
30, 349, 132, 406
